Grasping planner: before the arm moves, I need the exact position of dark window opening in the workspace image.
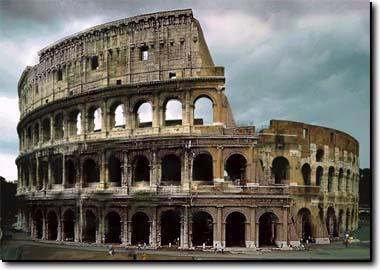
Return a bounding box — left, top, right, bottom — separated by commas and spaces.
192, 153, 213, 182
160, 210, 181, 246
192, 212, 213, 246
33, 123, 39, 145
83, 159, 99, 186
259, 212, 278, 247
326, 207, 338, 237
108, 155, 121, 186
316, 166, 323, 187
328, 167, 335, 192
42, 118, 51, 142
330, 132, 335, 143
161, 154, 181, 185
65, 160, 76, 186
83, 210, 97, 243
272, 156, 289, 184
338, 168, 344, 191
133, 156, 150, 184
226, 212, 246, 247
131, 212, 150, 246
316, 149, 324, 162
91, 56, 99, 70
63, 209, 75, 242
54, 113, 64, 140
301, 163, 311, 185
298, 209, 312, 240
225, 154, 247, 185
57, 69, 63, 81
116, 79, 122, 85
34, 211, 43, 239
51, 156, 63, 185
302, 128, 308, 139
105, 212, 121, 244
169, 72, 176, 79
47, 211, 58, 240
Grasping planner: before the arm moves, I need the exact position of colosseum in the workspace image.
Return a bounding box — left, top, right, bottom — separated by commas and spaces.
15, 9, 359, 249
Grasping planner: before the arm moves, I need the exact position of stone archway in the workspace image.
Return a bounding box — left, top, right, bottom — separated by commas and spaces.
259, 212, 279, 247
160, 210, 181, 246
105, 211, 121, 244
62, 209, 75, 241
34, 210, 43, 239
83, 210, 97, 243
131, 212, 150, 246
47, 211, 58, 240
297, 208, 313, 240
225, 212, 246, 247
192, 211, 213, 246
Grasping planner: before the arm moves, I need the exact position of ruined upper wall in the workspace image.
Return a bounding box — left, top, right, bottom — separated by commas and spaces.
18, 9, 224, 116
259, 119, 359, 158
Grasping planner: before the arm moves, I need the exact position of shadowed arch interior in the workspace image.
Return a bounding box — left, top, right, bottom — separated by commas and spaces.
105, 211, 121, 243
259, 212, 278, 247
63, 209, 75, 241
131, 212, 150, 245
83, 210, 97, 243
160, 210, 181, 246
226, 212, 246, 247
192, 211, 213, 246
272, 156, 289, 184
192, 153, 213, 182
161, 154, 181, 185
225, 154, 247, 185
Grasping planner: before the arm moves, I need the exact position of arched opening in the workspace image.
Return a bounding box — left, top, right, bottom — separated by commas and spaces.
23, 163, 29, 187
111, 103, 125, 128
226, 212, 246, 247
326, 207, 338, 237
164, 99, 182, 126
192, 153, 213, 183
346, 209, 351, 231
51, 156, 63, 185
194, 96, 213, 125
33, 123, 40, 145
65, 160, 76, 186
338, 168, 344, 191
272, 156, 289, 184
62, 209, 75, 241
297, 208, 312, 240
34, 210, 43, 239
225, 154, 247, 185
160, 210, 181, 246
161, 154, 181, 185
316, 149, 324, 162
192, 211, 213, 246
328, 167, 335, 192
87, 107, 102, 132
131, 212, 150, 246
301, 163, 311, 185
316, 166, 323, 187
42, 118, 51, 142
38, 160, 48, 190
259, 212, 278, 247
47, 211, 58, 240
133, 156, 150, 185
26, 126, 32, 147
83, 210, 97, 243
54, 113, 64, 140
108, 155, 121, 186
135, 101, 152, 128
83, 159, 99, 186
68, 110, 81, 135
105, 211, 121, 244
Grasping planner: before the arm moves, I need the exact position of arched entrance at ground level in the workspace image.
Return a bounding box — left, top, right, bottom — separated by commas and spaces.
34, 210, 43, 239
62, 209, 75, 241
326, 207, 338, 237
47, 211, 58, 240
83, 210, 97, 243
226, 212, 246, 247
105, 212, 121, 243
160, 210, 181, 246
259, 212, 278, 247
131, 212, 150, 245
297, 208, 312, 240
192, 211, 213, 246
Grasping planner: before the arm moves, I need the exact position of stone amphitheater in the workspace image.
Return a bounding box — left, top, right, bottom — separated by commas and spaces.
15, 9, 359, 249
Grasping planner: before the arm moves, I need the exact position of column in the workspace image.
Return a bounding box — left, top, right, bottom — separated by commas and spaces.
122, 208, 128, 245
57, 213, 62, 241
215, 146, 224, 183
124, 98, 131, 134
62, 154, 66, 189
122, 151, 129, 188
152, 94, 160, 133
183, 90, 190, 133
249, 207, 256, 248
182, 206, 189, 248
42, 209, 47, 240
98, 151, 107, 190
50, 114, 55, 144
74, 206, 80, 242
281, 207, 289, 247
151, 208, 158, 247
182, 150, 190, 191
80, 104, 86, 140
215, 206, 223, 248
102, 100, 109, 136
63, 113, 69, 141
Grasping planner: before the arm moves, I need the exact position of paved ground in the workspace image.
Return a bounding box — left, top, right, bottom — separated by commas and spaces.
0, 225, 371, 261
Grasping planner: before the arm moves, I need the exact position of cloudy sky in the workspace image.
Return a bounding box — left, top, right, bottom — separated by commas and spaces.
0, 0, 370, 181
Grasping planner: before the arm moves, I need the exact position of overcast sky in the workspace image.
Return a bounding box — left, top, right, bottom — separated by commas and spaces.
0, 0, 370, 181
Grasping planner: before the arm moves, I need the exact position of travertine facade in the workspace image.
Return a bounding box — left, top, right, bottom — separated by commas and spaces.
16, 9, 359, 249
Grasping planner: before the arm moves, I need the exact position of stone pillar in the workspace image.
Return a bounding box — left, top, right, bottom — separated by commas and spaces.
151, 208, 157, 247
122, 208, 128, 245
279, 207, 289, 248
50, 114, 55, 144
62, 154, 66, 189
151, 150, 158, 190
249, 207, 256, 248
214, 206, 223, 248
215, 146, 224, 183
98, 151, 107, 190
183, 90, 190, 133
102, 100, 109, 136
122, 151, 129, 188
74, 206, 80, 242
63, 113, 69, 141
124, 98, 131, 134
181, 206, 189, 248
182, 150, 190, 191
57, 213, 62, 241
152, 94, 160, 133
42, 209, 47, 240
80, 105, 86, 140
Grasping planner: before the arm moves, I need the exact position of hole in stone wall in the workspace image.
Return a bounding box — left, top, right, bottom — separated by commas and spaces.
63, 209, 75, 241
42, 118, 51, 142
192, 153, 213, 182
47, 211, 58, 240
83, 210, 97, 243
272, 156, 289, 184
161, 154, 181, 185
54, 113, 64, 140
226, 212, 246, 247
105, 212, 121, 244
328, 167, 335, 192
83, 159, 99, 185
225, 154, 247, 185
91, 56, 99, 70
259, 212, 278, 247
316, 166, 323, 186
301, 163, 311, 185
65, 160, 76, 186
316, 149, 324, 162
131, 212, 150, 245
160, 210, 181, 246
108, 155, 121, 186
133, 156, 150, 184
135, 102, 152, 128
164, 99, 182, 126
192, 212, 213, 246
51, 156, 63, 185
194, 97, 213, 125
